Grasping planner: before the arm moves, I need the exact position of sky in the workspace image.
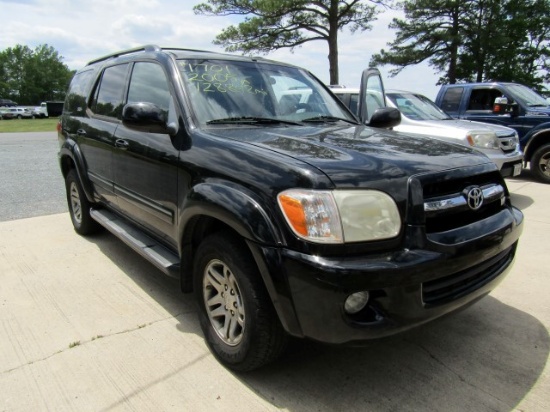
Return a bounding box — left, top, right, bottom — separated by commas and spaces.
0, 0, 442, 99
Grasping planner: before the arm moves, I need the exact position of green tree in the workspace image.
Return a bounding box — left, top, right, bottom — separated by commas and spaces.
194, 0, 382, 85
0, 44, 73, 104
370, 0, 550, 90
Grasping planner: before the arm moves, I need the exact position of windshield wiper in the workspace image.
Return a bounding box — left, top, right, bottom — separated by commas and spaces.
206, 116, 301, 125
301, 115, 357, 124
527, 103, 548, 107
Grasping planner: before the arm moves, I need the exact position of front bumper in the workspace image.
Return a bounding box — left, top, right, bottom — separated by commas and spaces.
484, 146, 523, 176
253, 206, 523, 344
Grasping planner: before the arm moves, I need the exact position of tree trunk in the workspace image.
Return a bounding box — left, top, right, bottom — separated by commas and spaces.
448, 6, 460, 84
327, 0, 339, 85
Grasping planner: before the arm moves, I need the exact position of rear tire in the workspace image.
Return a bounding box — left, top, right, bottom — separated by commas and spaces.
194, 232, 287, 371
65, 169, 100, 235
531, 143, 550, 184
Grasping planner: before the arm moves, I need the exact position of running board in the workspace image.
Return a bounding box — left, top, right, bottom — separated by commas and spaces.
90, 208, 180, 278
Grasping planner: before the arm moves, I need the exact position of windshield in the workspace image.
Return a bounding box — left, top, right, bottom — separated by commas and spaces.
507, 84, 549, 107
387, 92, 452, 121
177, 59, 356, 126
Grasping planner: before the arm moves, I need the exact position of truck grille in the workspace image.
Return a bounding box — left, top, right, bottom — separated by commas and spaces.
422, 245, 515, 305
496, 132, 519, 154
422, 171, 506, 233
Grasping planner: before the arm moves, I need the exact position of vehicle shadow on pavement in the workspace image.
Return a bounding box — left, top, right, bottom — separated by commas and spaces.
89, 230, 549, 412
242, 299, 549, 411
509, 192, 534, 210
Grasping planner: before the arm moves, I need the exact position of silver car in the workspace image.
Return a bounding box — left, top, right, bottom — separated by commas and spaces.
332, 88, 524, 177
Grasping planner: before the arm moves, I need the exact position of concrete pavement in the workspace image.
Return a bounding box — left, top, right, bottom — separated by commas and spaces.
0, 173, 548, 411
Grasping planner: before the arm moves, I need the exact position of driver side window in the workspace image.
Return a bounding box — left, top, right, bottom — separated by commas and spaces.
127, 62, 171, 111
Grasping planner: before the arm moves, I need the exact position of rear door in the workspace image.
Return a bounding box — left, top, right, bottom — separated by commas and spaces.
75, 63, 130, 205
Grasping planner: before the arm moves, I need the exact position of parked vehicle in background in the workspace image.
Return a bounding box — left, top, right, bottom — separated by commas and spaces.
58, 45, 523, 371
0, 98, 18, 107
31, 103, 49, 118
0, 108, 16, 120
8, 107, 35, 119
331, 88, 523, 178
435, 82, 550, 183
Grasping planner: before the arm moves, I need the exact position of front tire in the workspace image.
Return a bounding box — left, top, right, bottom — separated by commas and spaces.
194, 232, 287, 371
65, 169, 100, 235
531, 143, 550, 184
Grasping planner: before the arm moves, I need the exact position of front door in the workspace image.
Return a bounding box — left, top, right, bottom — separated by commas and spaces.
113, 61, 179, 246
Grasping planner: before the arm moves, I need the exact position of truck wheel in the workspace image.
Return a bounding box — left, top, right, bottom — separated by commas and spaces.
194, 232, 287, 371
531, 143, 550, 184
65, 169, 100, 235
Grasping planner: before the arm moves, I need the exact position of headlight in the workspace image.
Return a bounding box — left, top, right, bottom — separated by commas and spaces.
277, 189, 401, 244
466, 131, 500, 150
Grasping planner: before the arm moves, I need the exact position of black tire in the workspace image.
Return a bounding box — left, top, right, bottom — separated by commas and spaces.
65, 169, 100, 235
194, 232, 288, 371
531, 143, 550, 184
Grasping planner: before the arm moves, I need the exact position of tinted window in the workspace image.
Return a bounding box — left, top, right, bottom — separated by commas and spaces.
440, 87, 463, 112
127, 62, 171, 111
65, 69, 96, 114
91, 64, 129, 118
467, 88, 502, 111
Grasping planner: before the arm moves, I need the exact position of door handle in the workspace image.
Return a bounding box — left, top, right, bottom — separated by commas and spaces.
115, 139, 129, 149
76, 129, 86, 136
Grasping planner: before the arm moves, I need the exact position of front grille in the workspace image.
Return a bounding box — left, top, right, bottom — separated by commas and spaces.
422, 245, 515, 306
422, 171, 506, 233
496, 132, 519, 154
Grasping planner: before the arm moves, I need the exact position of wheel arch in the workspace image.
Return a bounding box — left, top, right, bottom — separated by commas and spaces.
58, 141, 95, 203
176, 183, 302, 337
178, 182, 283, 287
523, 129, 550, 162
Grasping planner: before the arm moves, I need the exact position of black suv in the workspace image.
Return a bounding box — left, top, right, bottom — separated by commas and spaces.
58, 45, 523, 371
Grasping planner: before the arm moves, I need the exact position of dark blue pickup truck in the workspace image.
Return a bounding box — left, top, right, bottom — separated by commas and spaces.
435, 83, 550, 183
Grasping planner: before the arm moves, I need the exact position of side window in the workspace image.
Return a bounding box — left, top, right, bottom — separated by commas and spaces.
349, 94, 359, 116
90, 64, 129, 118
467, 89, 503, 111
440, 87, 463, 113
127, 62, 171, 111
65, 69, 96, 115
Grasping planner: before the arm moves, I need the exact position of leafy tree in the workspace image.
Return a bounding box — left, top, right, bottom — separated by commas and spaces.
370, 0, 550, 90
0, 44, 73, 104
194, 0, 382, 85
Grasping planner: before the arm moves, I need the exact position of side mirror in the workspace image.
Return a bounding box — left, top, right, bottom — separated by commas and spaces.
122, 102, 176, 135
368, 107, 401, 129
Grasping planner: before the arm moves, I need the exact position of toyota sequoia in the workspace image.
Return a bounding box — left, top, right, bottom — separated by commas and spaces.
58, 45, 523, 371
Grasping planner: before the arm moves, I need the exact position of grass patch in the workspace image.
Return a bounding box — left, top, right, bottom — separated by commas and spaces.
0, 117, 59, 133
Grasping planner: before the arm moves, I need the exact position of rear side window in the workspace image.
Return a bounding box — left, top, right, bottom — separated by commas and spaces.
90, 64, 129, 118
65, 69, 96, 114
127, 62, 171, 111
440, 87, 463, 113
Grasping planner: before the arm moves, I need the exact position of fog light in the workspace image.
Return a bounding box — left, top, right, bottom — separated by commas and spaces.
344, 291, 370, 314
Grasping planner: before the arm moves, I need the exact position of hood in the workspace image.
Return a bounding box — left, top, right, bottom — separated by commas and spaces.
395, 118, 516, 139
525, 106, 550, 116
206, 124, 492, 187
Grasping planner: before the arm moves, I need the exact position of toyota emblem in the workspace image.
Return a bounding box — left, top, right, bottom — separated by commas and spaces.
465, 186, 484, 210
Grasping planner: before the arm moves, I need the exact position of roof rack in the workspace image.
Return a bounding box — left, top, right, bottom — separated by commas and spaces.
86, 44, 161, 66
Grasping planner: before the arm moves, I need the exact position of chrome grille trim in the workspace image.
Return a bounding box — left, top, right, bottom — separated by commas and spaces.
424, 183, 504, 213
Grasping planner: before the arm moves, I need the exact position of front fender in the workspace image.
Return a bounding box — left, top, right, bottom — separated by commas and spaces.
522, 125, 550, 161
178, 182, 302, 336
179, 181, 282, 246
